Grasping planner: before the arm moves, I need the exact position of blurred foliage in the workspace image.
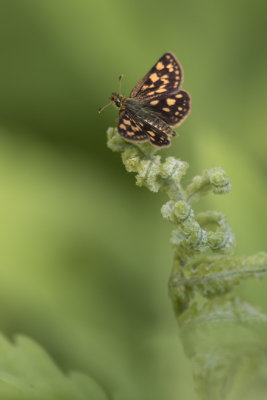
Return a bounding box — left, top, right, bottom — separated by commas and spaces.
0, 1, 266, 399
0, 335, 108, 400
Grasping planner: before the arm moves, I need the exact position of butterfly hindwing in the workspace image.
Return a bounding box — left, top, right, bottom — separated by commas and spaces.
145, 89, 191, 127
146, 125, 171, 147
130, 52, 183, 102
118, 110, 171, 147
118, 110, 148, 142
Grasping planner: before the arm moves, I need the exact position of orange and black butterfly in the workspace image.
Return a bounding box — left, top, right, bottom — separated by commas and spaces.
99, 52, 191, 147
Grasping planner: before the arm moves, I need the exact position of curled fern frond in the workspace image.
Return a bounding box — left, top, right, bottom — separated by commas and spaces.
107, 127, 267, 400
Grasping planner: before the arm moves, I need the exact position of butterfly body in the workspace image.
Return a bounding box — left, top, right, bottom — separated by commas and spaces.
105, 53, 191, 147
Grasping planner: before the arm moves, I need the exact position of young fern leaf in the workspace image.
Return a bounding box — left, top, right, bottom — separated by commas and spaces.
107, 126, 267, 400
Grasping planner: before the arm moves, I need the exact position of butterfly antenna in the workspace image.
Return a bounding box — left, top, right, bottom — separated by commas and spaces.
98, 101, 112, 114
118, 74, 124, 95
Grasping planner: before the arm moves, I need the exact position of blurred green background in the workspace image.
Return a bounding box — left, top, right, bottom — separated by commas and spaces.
0, 1, 266, 399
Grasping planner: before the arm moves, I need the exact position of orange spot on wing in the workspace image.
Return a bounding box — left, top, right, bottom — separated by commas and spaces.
156, 88, 166, 93
156, 61, 164, 70
150, 72, 159, 82
167, 64, 174, 72
167, 98, 176, 106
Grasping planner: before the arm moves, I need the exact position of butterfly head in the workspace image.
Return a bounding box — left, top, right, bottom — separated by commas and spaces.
98, 92, 124, 114
98, 75, 125, 114
110, 92, 123, 108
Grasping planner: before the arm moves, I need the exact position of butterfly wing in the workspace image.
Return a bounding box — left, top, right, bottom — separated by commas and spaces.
145, 89, 191, 127
130, 52, 191, 127
118, 110, 148, 142
119, 53, 190, 147
130, 52, 183, 101
118, 110, 171, 148
145, 126, 171, 147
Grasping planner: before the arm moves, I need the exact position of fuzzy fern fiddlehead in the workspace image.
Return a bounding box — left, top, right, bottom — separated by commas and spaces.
107, 127, 267, 400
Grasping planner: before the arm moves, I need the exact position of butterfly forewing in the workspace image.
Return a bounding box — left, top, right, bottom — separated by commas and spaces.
130, 52, 183, 102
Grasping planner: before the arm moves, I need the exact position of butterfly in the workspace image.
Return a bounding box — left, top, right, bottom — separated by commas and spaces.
98, 52, 191, 147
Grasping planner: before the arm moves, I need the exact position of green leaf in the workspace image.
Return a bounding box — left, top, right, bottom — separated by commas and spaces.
0, 334, 108, 400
